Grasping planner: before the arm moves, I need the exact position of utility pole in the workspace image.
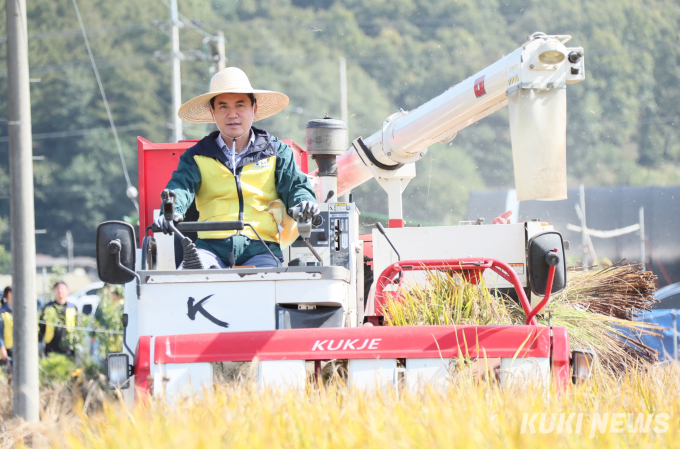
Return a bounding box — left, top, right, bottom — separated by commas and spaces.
639, 206, 645, 271
339, 56, 350, 202
216, 30, 226, 71
579, 183, 589, 266
339, 56, 348, 132
65, 230, 74, 273
170, 0, 183, 142
6, 0, 39, 421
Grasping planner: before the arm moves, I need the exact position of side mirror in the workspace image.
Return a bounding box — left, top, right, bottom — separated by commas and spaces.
527, 231, 566, 296
97, 221, 137, 284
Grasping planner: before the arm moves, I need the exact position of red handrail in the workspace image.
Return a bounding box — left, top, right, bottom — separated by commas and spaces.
374, 258, 540, 326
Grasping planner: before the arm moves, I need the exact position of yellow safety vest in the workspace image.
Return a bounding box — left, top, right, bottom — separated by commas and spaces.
1, 310, 12, 350
43, 305, 76, 344
194, 155, 280, 242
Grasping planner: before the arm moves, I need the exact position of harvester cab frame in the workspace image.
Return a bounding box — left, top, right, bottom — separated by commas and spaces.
98, 32, 595, 403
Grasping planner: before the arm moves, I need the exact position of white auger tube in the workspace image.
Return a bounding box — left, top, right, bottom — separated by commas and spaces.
310, 33, 584, 201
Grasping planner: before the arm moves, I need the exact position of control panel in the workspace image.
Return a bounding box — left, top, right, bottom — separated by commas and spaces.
291, 211, 330, 252
287, 202, 358, 271
284, 201, 362, 327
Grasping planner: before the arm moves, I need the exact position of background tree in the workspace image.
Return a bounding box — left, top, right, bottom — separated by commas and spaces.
1, 0, 680, 254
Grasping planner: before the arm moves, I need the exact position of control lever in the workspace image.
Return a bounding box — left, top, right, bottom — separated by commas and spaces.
324, 190, 335, 203
160, 189, 203, 270
289, 205, 323, 265
161, 189, 177, 222
376, 222, 402, 283
375, 222, 401, 261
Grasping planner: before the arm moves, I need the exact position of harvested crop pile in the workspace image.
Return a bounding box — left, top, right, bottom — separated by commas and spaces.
382, 261, 660, 374
543, 262, 659, 373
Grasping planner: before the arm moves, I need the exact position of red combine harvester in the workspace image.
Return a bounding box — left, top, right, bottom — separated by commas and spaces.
98, 32, 593, 404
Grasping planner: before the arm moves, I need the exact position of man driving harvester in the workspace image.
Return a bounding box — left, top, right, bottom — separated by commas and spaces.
156, 67, 319, 269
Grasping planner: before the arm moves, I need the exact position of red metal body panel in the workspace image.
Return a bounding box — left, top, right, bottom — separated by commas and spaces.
153, 325, 550, 364
134, 335, 152, 401
136, 136, 307, 247
388, 219, 405, 228
281, 140, 308, 174
551, 326, 571, 391
137, 137, 196, 246
374, 258, 537, 325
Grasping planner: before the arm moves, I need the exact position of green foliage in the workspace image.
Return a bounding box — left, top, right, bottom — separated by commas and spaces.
0, 245, 10, 275
39, 352, 105, 389
1, 0, 680, 249
91, 285, 124, 359
0, 217, 9, 274
39, 353, 77, 386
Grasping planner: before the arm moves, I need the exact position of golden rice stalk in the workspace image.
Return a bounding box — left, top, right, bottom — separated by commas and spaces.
383, 263, 661, 374
2, 365, 680, 448
382, 272, 515, 327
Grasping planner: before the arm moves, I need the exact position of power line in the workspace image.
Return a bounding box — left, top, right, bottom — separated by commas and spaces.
0, 23, 151, 44
0, 54, 157, 77
0, 42, 676, 78
157, 0, 214, 39
37, 320, 123, 335
71, 0, 138, 212
0, 122, 169, 143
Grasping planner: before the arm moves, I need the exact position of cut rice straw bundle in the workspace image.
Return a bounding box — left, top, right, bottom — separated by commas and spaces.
382, 261, 661, 374
382, 271, 515, 327
533, 260, 661, 373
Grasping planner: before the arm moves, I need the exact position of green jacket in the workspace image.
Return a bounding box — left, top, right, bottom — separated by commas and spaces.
166, 128, 316, 226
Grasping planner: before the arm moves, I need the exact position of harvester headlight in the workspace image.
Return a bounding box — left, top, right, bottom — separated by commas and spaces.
107, 353, 131, 390
571, 349, 595, 384
539, 50, 565, 64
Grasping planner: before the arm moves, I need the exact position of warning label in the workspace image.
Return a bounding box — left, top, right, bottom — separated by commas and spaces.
474, 76, 487, 98
507, 64, 519, 86
509, 263, 524, 275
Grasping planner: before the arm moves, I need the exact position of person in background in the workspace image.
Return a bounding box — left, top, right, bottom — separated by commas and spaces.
0, 287, 12, 365
39, 282, 77, 357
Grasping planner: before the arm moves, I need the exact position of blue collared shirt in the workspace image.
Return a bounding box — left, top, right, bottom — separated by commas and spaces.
216, 130, 255, 171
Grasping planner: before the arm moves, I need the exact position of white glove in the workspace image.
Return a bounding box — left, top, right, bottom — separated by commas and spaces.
154, 212, 183, 234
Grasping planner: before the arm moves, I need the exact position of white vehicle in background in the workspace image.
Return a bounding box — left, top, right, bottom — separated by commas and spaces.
66, 281, 105, 316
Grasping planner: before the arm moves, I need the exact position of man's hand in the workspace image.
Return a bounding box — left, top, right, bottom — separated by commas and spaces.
295, 201, 319, 218
1, 346, 7, 361
154, 212, 183, 234
492, 210, 513, 224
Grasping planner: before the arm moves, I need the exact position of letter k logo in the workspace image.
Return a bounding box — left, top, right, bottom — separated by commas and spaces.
187, 295, 229, 328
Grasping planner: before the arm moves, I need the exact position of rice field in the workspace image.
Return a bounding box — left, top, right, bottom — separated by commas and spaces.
1, 363, 679, 448
0, 263, 673, 448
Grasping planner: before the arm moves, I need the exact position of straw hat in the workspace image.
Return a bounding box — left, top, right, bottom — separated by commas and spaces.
178, 67, 289, 123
